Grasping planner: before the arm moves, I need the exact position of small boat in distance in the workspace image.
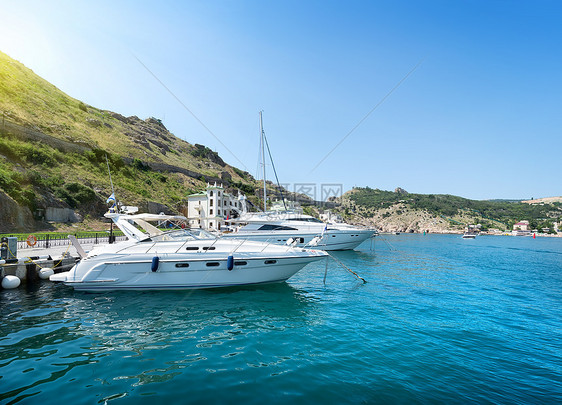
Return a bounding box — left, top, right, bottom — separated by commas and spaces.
462, 224, 480, 239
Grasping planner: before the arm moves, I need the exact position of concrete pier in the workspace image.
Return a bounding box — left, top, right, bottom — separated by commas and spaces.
0, 241, 99, 288
0, 256, 77, 284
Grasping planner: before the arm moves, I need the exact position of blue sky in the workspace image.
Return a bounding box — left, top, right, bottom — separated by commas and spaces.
1, 0, 560, 200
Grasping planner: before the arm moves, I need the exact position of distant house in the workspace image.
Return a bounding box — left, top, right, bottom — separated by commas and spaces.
512, 220, 533, 236
186, 183, 247, 231
513, 220, 530, 231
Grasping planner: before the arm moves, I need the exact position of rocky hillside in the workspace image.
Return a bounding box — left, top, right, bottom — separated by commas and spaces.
0, 50, 256, 232
335, 187, 562, 234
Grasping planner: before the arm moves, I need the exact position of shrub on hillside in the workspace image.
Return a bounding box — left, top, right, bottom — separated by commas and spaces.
55, 182, 98, 209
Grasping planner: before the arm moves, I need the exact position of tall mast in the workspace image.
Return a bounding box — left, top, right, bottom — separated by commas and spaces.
259, 111, 267, 211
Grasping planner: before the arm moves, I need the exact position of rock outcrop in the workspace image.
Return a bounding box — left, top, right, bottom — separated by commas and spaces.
351, 210, 459, 234
0, 191, 36, 233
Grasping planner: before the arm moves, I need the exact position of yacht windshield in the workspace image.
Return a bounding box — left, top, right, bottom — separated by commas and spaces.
188, 229, 217, 239
143, 229, 217, 242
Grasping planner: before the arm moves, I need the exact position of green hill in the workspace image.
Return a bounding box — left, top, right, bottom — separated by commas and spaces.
0, 50, 257, 232
338, 187, 562, 233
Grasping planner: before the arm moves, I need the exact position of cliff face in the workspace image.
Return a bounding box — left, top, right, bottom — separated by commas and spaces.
0, 191, 35, 233
350, 210, 460, 233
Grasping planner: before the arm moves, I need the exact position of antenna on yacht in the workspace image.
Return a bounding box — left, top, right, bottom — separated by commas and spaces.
105, 154, 117, 243
105, 154, 115, 198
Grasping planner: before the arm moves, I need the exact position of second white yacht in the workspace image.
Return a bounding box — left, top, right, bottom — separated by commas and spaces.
223, 209, 377, 251
220, 111, 377, 251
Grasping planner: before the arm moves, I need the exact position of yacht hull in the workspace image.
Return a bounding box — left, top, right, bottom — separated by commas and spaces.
223, 229, 374, 251
58, 253, 324, 292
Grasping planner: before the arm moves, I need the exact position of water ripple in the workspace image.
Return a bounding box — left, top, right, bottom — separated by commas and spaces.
1, 236, 562, 403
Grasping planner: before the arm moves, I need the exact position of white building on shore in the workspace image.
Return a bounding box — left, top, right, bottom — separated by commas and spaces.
513, 220, 531, 231
186, 183, 247, 231
512, 220, 532, 236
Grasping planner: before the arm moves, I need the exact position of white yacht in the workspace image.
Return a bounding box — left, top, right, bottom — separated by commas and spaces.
50, 212, 327, 291
223, 209, 376, 251
219, 111, 377, 251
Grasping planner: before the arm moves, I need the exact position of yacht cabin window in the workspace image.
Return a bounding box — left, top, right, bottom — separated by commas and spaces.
287, 217, 323, 223
257, 224, 298, 231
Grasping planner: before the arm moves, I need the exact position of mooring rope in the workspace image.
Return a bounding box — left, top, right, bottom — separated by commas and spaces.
378, 236, 397, 251
2, 240, 72, 269
326, 252, 367, 284
34, 243, 73, 269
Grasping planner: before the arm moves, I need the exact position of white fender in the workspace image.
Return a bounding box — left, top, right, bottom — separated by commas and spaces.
2, 275, 21, 289
39, 268, 55, 280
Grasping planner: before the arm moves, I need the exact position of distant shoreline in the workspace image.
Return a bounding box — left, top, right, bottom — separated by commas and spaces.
379, 231, 562, 238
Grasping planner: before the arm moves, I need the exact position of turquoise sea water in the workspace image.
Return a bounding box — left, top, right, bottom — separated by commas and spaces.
1, 234, 561, 404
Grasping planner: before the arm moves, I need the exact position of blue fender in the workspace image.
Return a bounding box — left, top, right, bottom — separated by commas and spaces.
151, 256, 160, 272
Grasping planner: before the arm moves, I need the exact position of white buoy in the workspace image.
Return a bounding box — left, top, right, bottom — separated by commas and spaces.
39, 268, 55, 280
2, 275, 21, 289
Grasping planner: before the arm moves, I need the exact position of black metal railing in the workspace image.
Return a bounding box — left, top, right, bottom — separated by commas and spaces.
4, 233, 128, 250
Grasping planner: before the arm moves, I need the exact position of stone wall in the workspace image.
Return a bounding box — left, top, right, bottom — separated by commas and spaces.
45, 207, 78, 223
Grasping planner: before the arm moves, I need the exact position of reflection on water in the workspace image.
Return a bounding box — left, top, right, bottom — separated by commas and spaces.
1, 281, 323, 403
64, 283, 319, 353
